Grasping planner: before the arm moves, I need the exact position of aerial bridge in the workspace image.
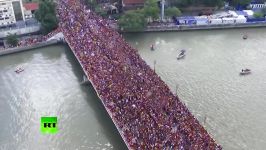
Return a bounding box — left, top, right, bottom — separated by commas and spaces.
57, 0, 221, 149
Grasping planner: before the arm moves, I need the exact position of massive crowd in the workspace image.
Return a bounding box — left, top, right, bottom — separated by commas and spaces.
58, 0, 222, 149
0, 28, 61, 49
0, 28, 60, 51
17, 28, 61, 47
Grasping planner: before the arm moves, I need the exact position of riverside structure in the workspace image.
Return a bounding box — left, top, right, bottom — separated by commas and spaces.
0, 27, 61, 54
57, 0, 221, 149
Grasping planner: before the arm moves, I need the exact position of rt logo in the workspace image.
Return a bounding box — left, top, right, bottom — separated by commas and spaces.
41, 117, 58, 134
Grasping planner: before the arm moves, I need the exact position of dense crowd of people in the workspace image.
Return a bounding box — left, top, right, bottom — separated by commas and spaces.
58, 0, 222, 149
0, 28, 62, 49
0, 32, 57, 50
17, 28, 61, 47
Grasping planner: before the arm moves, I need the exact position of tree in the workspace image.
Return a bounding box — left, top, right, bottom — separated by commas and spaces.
118, 10, 147, 31
165, 7, 182, 17
95, 5, 107, 17
6, 33, 18, 47
253, 12, 264, 18
42, 13, 58, 34
35, 0, 58, 34
175, 0, 193, 7
261, 8, 266, 16
238, 0, 252, 6
85, 0, 97, 10
229, 0, 251, 7
203, 0, 224, 7
143, 0, 160, 20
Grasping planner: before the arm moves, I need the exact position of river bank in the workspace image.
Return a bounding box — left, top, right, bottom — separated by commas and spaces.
1, 21, 266, 57
124, 28, 266, 149
0, 39, 62, 56
120, 22, 266, 33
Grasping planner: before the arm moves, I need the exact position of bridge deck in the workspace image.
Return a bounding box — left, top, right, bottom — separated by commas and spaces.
57, 0, 222, 149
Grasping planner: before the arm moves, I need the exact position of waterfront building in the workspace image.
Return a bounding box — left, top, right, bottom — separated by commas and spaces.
23, 2, 38, 19
250, 0, 266, 9
0, 0, 25, 27
250, 3, 266, 9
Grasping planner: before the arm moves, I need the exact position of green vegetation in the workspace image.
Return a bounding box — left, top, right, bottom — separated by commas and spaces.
204, 0, 224, 7
118, 0, 266, 31
229, 0, 251, 7
167, 0, 260, 8
260, 8, 266, 16
6, 33, 19, 47
95, 5, 108, 17
165, 7, 181, 17
253, 12, 264, 18
253, 7, 266, 18
119, 0, 164, 31
84, 0, 108, 17
84, 0, 97, 11
118, 10, 146, 31
35, 0, 58, 34
143, 0, 160, 20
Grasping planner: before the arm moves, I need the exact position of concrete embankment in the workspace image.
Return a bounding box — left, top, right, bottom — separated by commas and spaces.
0, 25, 41, 39
122, 22, 266, 33
0, 39, 61, 56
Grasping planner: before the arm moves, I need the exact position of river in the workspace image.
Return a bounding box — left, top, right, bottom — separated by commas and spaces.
0, 28, 266, 150
0, 45, 127, 150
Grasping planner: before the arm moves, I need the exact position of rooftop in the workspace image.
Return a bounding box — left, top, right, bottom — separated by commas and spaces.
24, 3, 39, 11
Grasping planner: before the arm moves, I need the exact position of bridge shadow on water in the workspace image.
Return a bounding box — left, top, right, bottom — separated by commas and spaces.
64, 45, 128, 150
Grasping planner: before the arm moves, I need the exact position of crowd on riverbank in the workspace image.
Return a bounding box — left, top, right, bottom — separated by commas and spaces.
0, 28, 62, 50
18, 28, 61, 47
58, 0, 221, 149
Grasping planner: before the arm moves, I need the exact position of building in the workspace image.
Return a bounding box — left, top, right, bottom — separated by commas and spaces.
0, 0, 25, 27
23, 2, 39, 19
122, 0, 144, 10
250, 1, 266, 9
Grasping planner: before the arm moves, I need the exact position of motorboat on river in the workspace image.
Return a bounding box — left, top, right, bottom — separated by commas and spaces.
150, 44, 155, 51
180, 49, 186, 53
177, 53, 185, 60
81, 75, 91, 85
243, 35, 248, 40
240, 69, 251, 75
177, 49, 186, 60
15, 67, 24, 74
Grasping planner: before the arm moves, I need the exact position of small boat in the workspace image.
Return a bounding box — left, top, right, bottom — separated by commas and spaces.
240, 69, 251, 75
81, 75, 91, 85
177, 49, 186, 60
243, 35, 248, 40
177, 53, 185, 60
15, 68, 24, 74
180, 49, 186, 53
150, 44, 155, 51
